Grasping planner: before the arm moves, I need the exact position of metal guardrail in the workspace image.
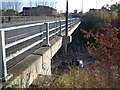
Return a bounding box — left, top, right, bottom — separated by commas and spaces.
0, 18, 80, 81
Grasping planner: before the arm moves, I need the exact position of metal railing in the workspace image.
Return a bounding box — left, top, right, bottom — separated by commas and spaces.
0, 16, 64, 24
0, 18, 80, 81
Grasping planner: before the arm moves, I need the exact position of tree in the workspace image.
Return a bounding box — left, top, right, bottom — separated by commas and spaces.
42, 0, 45, 6
1, 0, 22, 11
115, 3, 120, 27
50, 1, 54, 8
109, 2, 120, 27
81, 10, 109, 30
44, 0, 48, 6
29, 0, 34, 7
2, 9, 19, 16
14, 0, 22, 11
35, 0, 42, 6
35, 0, 38, 6
1, 2, 7, 10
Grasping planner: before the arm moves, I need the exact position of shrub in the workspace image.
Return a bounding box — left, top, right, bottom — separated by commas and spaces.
81, 22, 120, 67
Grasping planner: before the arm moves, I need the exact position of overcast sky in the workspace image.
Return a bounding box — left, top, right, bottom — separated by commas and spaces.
0, 0, 120, 13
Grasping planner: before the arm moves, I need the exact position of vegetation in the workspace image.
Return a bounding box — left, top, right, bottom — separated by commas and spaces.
81, 9, 118, 30
50, 63, 119, 88
80, 23, 120, 88
30, 60, 119, 88
1, 9, 19, 16
79, 3, 120, 88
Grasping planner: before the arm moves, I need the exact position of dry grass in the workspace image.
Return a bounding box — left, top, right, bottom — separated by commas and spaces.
50, 61, 119, 88
30, 60, 119, 88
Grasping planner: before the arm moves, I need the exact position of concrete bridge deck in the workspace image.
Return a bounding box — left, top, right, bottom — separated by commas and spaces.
1, 21, 80, 88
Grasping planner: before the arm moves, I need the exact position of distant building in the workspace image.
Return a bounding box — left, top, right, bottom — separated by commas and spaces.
21, 6, 57, 16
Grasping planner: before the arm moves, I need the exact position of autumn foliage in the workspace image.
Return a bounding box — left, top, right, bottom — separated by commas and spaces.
81, 22, 120, 68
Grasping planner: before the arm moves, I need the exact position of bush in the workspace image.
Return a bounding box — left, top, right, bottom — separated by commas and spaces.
81, 22, 120, 68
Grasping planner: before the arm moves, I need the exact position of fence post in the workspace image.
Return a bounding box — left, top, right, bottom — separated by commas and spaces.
70, 18, 71, 28
73, 19, 75, 25
45, 23, 50, 46
59, 21, 62, 35
55, 21, 57, 34
0, 30, 7, 82
71, 19, 73, 26
55, 21, 59, 35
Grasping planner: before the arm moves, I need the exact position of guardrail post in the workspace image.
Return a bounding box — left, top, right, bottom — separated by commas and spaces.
54, 21, 57, 35
59, 21, 62, 35
72, 18, 74, 25
0, 30, 7, 82
71, 19, 73, 26
70, 18, 72, 28
55, 21, 57, 34
45, 23, 50, 46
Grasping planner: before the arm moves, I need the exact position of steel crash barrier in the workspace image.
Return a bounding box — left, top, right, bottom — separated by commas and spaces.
0, 18, 80, 82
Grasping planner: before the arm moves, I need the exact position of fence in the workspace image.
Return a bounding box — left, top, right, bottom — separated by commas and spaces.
0, 16, 64, 24
0, 18, 80, 82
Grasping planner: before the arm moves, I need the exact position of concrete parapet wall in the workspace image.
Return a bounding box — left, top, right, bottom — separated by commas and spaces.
68, 22, 81, 36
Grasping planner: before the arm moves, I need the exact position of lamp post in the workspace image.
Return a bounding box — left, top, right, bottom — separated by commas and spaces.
43, 0, 45, 6
96, 1, 98, 9
55, 2, 57, 9
63, 0, 68, 53
65, 0, 68, 36
0, 2, 2, 28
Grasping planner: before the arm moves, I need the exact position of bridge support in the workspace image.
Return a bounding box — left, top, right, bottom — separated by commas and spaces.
62, 36, 72, 45
62, 36, 72, 53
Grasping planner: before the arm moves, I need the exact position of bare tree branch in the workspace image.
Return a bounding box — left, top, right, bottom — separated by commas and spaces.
50, 1, 54, 8
14, 0, 22, 11
1, 0, 22, 11
29, 0, 33, 7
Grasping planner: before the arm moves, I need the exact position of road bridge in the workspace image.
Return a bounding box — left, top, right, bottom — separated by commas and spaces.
0, 18, 81, 88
